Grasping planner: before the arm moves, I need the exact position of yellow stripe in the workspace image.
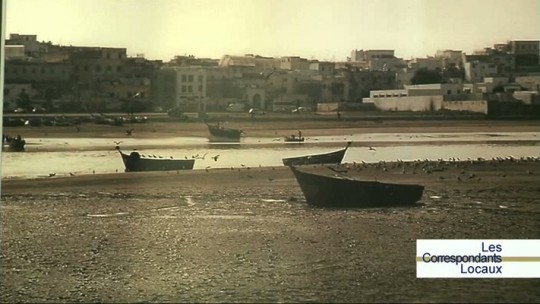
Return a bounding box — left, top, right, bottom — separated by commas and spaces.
502, 257, 540, 262
416, 256, 540, 262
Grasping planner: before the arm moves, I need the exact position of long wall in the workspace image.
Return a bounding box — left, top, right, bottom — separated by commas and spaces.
365, 95, 487, 114
366, 96, 443, 112
441, 100, 488, 114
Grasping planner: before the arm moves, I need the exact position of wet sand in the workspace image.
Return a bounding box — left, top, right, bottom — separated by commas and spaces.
1, 157, 539, 302
3, 118, 539, 139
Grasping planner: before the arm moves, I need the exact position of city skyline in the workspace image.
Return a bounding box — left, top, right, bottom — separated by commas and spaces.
4, 0, 540, 61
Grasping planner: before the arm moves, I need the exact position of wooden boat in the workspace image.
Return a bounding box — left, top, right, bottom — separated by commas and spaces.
2, 135, 26, 152
284, 135, 304, 142
282, 142, 350, 166
289, 166, 424, 208
117, 148, 195, 172
206, 123, 243, 142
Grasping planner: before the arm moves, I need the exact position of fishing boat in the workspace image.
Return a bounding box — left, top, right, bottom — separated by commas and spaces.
117, 148, 195, 172
284, 130, 305, 143
282, 142, 351, 166
284, 135, 304, 142
206, 122, 243, 142
289, 166, 424, 208
2, 135, 26, 152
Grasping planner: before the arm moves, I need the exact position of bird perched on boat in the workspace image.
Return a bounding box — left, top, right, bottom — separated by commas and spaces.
211, 155, 220, 162
49, 172, 56, 177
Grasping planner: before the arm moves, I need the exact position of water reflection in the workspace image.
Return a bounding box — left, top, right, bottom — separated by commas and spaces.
2, 142, 539, 179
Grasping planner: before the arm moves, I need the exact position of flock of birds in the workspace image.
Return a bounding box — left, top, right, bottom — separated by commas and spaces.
48, 135, 540, 178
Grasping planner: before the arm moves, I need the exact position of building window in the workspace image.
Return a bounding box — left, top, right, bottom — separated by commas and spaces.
198, 75, 203, 82
187, 86, 193, 92
96, 65, 102, 72
188, 75, 194, 82
181, 75, 187, 82
198, 85, 202, 92
447, 90, 451, 95
84, 66, 89, 72
181, 86, 186, 93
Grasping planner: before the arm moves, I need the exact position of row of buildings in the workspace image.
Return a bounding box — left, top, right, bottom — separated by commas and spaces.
3, 33, 540, 115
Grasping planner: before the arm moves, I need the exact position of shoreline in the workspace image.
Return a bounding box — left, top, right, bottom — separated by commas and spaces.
3, 118, 539, 139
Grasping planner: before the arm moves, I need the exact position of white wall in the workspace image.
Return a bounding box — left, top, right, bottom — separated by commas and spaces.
367, 96, 443, 112
442, 100, 488, 114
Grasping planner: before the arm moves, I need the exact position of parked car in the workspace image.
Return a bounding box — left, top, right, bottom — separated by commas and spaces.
226, 103, 247, 112
32, 107, 47, 113
292, 106, 310, 113
249, 108, 265, 115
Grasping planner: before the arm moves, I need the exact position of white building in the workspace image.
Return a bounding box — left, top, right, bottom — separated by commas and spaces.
364, 83, 487, 114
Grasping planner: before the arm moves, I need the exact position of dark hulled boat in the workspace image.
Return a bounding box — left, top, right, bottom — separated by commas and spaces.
2, 135, 26, 152
206, 123, 243, 142
289, 166, 424, 208
284, 135, 304, 142
118, 149, 195, 172
282, 142, 350, 166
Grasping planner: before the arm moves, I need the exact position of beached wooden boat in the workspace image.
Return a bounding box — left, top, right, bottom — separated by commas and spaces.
118, 149, 195, 172
2, 135, 26, 152
289, 166, 424, 208
206, 123, 243, 142
284, 135, 304, 142
282, 142, 350, 166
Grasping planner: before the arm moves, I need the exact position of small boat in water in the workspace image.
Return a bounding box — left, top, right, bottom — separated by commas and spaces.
206, 122, 243, 142
289, 166, 424, 208
282, 142, 350, 166
117, 147, 195, 172
2, 134, 26, 152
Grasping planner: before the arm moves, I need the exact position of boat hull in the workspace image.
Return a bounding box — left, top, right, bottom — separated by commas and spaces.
282, 146, 348, 166
120, 151, 195, 172
206, 124, 242, 141
290, 166, 424, 208
2, 136, 26, 152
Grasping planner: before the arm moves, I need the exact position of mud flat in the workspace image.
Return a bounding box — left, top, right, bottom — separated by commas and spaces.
1, 158, 539, 302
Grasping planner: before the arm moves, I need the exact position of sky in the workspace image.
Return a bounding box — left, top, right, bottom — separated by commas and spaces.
4, 0, 540, 61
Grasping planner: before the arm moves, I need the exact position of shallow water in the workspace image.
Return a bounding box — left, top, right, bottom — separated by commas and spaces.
2, 131, 539, 179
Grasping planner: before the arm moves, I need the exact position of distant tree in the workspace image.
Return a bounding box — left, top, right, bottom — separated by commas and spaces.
411, 68, 442, 85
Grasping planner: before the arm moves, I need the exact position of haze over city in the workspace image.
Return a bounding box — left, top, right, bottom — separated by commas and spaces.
5, 0, 539, 61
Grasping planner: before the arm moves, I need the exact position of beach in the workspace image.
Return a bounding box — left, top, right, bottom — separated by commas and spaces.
1, 118, 540, 302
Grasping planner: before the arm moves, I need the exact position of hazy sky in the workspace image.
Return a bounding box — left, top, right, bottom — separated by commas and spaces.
5, 0, 540, 61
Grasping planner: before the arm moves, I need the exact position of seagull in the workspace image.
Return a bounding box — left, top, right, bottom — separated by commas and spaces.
368, 147, 376, 151
69, 172, 75, 176
211, 155, 220, 162
125, 128, 134, 136
49, 172, 56, 177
